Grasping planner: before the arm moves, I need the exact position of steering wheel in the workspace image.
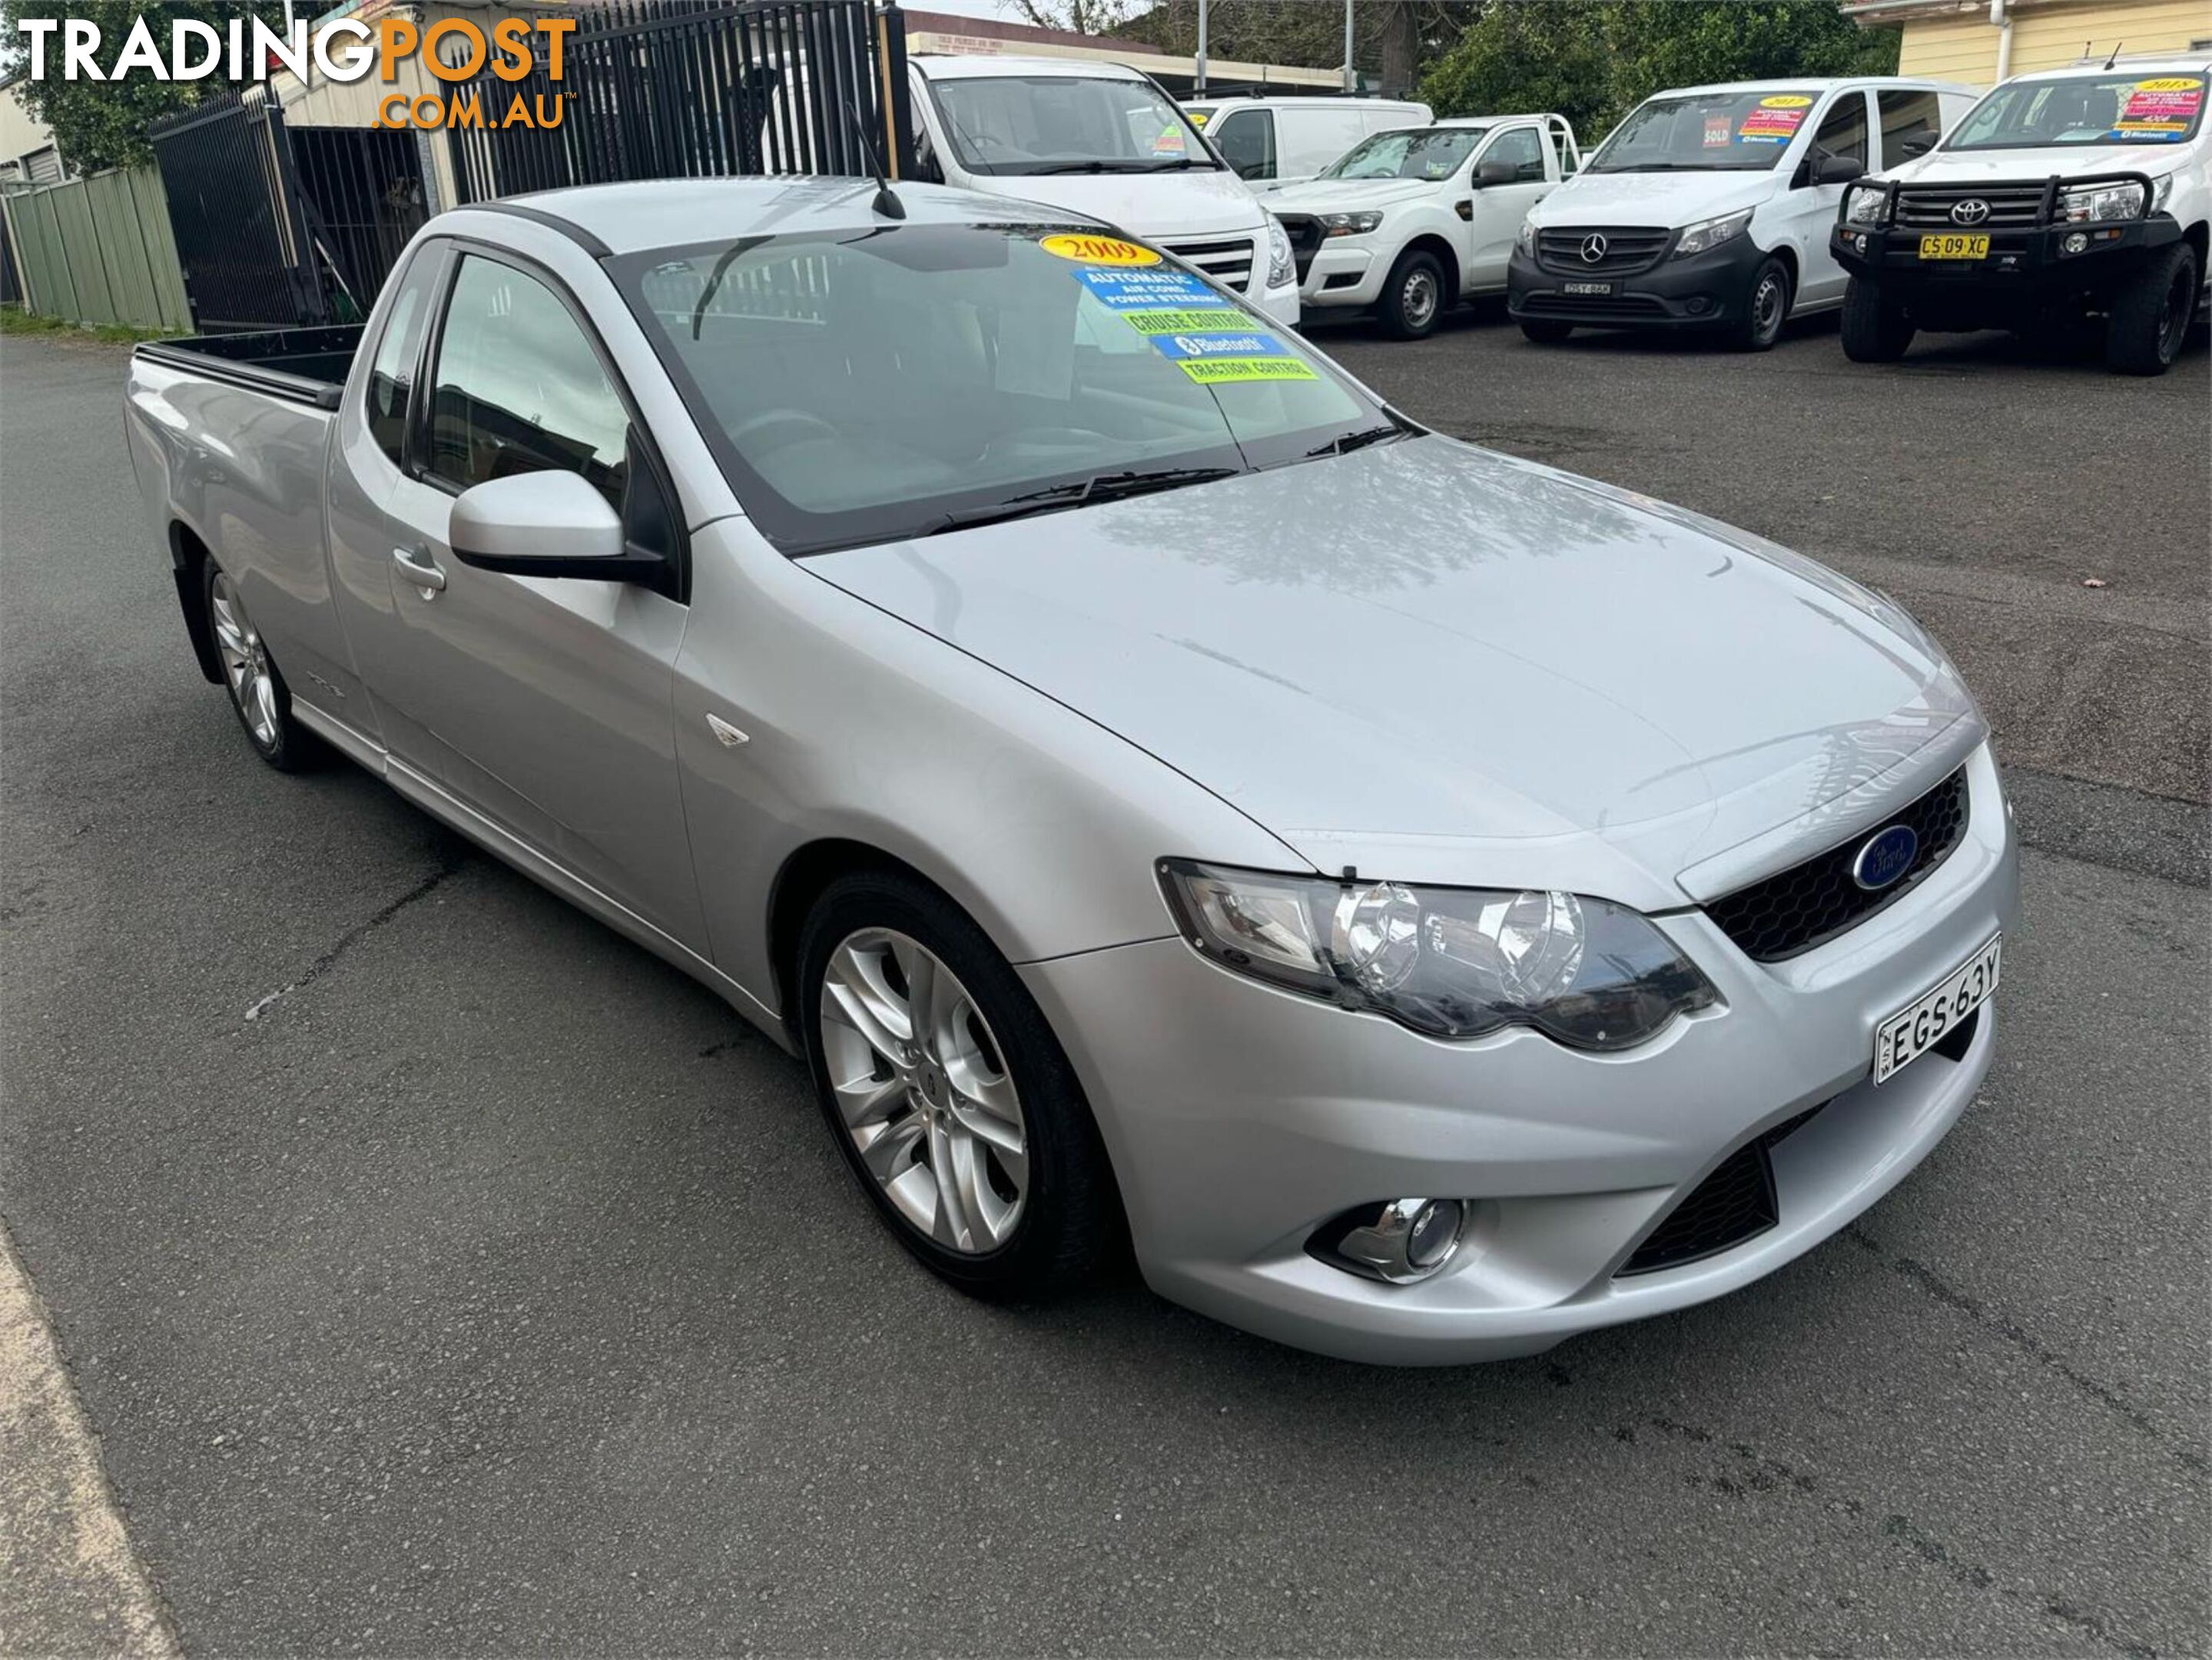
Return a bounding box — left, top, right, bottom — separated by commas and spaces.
730, 408, 841, 453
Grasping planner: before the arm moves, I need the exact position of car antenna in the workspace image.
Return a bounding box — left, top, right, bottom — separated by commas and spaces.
2102, 40, 2124, 67
843, 95, 907, 220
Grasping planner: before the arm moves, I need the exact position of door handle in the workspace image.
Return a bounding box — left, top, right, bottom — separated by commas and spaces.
393, 545, 446, 593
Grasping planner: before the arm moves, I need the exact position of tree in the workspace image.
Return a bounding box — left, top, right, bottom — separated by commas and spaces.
1421, 0, 1900, 142
1119, 0, 1467, 94
1013, 0, 1141, 33
0, 0, 290, 173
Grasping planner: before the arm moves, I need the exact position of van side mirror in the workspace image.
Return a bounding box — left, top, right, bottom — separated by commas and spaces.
1474, 159, 1516, 188
1813, 153, 1866, 185
1899, 131, 1937, 158
449, 470, 658, 584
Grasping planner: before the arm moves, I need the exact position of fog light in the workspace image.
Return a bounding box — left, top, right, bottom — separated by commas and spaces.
1853, 233, 1869, 254
1685, 295, 1713, 316
2063, 231, 2088, 254
1310, 1197, 1466, 1283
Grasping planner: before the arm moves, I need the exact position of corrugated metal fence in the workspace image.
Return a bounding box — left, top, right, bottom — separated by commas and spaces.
1, 167, 194, 330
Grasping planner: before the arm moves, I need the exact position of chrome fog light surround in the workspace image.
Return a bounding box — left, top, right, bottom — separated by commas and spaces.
1311, 1197, 1467, 1284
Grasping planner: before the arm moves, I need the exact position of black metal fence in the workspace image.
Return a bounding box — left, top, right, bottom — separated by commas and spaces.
449, 0, 913, 204
149, 89, 326, 331
289, 127, 429, 322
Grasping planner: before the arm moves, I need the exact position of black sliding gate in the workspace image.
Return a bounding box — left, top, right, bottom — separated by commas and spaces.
288, 126, 430, 322
149, 90, 327, 330
449, 0, 914, 204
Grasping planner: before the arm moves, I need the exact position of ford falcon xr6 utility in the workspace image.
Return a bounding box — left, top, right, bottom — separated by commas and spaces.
125, 178, 2019, 1365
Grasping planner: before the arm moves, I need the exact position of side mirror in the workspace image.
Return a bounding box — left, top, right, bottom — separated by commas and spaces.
1813, 153, 1866, 185
1474, 159, 1516, 188
1899, 131, 1937, 158
449, 470, 653, 583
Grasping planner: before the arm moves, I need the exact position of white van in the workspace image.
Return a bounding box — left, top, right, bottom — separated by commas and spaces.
907, 55, 1300, 324
1508, 76, 1979, 349
1270, 115, 1583, 338
1180, 95, 1434, 191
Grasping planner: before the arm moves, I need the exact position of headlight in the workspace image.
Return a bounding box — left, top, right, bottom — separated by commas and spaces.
1842, 185, 1889, 227
1318, 211, 1383, 239
1516, 218, 1537, 254
1265, 215, 1295, 287
2061, 181, 2146, 222
1158, 860, 1720, 1051
2151, 172, 2175, 212
1671, 207, 1755, 260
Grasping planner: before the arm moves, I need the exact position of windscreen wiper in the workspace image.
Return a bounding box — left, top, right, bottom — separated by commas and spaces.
928, 466, 1240, 534
1305, 423, 1408, 460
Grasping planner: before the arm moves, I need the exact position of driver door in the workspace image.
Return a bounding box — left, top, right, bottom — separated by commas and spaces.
1463, 124, 1554, 293
371, 248, 708, 949
1791, 89, 1872, 307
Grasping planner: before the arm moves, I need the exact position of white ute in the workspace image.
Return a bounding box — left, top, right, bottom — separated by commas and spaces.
907, 54, 1299, 325
1269, 115, 1582, 338
1834, 55, 2210, 374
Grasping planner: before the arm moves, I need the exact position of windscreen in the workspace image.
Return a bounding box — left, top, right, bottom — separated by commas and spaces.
1586, 90, 1822, 172
928, 75, 1217, 174
1320, 127, 1484, 180
1945, 71, 2206, 148
615, 224, 1383, 556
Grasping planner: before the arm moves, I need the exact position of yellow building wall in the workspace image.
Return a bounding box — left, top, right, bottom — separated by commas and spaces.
1898, 0, 2212, 85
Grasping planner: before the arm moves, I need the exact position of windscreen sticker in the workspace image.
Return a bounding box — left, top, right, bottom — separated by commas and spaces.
1074, 266, 1232, 310
1152, 123, 1189, 154
1703, 114, 1735, 148
1041, 233, 1161, 267
1176, 357, 1319, 385
1149, 329, 1292, 364
1737, 102, 1808, 144
1187, 109, 1211, 128
1116, 306, 1252, 334
2114, 77, 2203, 137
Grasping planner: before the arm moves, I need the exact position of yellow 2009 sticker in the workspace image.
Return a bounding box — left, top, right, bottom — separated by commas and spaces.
1040, 234, 1160, 267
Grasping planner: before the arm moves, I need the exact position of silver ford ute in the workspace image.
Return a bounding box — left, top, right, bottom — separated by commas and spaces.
124, 178, 2019, 1364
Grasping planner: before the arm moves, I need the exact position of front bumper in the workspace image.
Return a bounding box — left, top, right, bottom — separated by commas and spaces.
1298, 239, 1387, 309
1507, 231, 1765, 330
1021, 744, 2021, 1366
1255, 275, 1302, 328
1832, 211, 2181, 317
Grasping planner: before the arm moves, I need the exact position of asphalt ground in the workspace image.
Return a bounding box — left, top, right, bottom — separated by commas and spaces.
2, 313, 2206, 1658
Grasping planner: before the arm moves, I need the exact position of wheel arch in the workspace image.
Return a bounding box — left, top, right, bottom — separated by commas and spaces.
766, 837, 973, 1049
1399, 231, 1463, 305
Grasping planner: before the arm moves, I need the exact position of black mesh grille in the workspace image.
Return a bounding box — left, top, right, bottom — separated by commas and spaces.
1519, 291, 1670, 318
1706, 769, 1971, 963
1617, 1107, 1821, 1277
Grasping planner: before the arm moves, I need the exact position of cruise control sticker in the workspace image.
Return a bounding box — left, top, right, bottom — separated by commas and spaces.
1041, 233, 1161, 267
2114, 77, 2203, 139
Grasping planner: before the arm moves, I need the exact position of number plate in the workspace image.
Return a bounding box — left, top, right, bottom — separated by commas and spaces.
1562, 280, 1613, 295
1918, 234, 1990, 261
1874, 935, 2001, 1084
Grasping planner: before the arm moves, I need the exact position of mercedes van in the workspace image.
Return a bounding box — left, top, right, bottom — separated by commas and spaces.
1508, 76, 1978, 349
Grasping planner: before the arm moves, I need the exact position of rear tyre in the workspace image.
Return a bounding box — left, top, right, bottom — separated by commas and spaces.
1839, 275, 1915, 362
797, 868, 1121, 1300
2103, 242, 2197, 376
1724, 255, 1792, 352
204, 561, 322, 772
1378, 248, 1448, 340
1518, 317, 1574, 344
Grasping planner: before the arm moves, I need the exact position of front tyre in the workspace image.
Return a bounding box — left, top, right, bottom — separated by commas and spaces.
1724, 255, 1792, 352
2104, 242, 2197, 376
204, 562, 321, 772
1518, 317, 1574, 344
1839, 275, 1915, 362
1378, 247, 1448, 340
798, 869, 1119, 1299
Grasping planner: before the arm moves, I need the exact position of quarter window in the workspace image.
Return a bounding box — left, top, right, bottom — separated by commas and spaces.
1212, 108, 1277, 181
1876, 88, 1943, 167
364, 254, 436, 467
425, 254, 632, 512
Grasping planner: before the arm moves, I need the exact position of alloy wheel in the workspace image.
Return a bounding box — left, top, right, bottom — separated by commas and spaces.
817, 928, 1029, 1253
209, 570, 280, 749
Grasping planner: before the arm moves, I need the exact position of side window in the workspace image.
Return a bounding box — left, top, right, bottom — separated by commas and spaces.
1212, 108, 1276, 181
1877, 88, 1943, 166
365, 254, 436, 467
426, 255, 632, 513
1811, 90, 1869, 168
1482, 126, 1546, 181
